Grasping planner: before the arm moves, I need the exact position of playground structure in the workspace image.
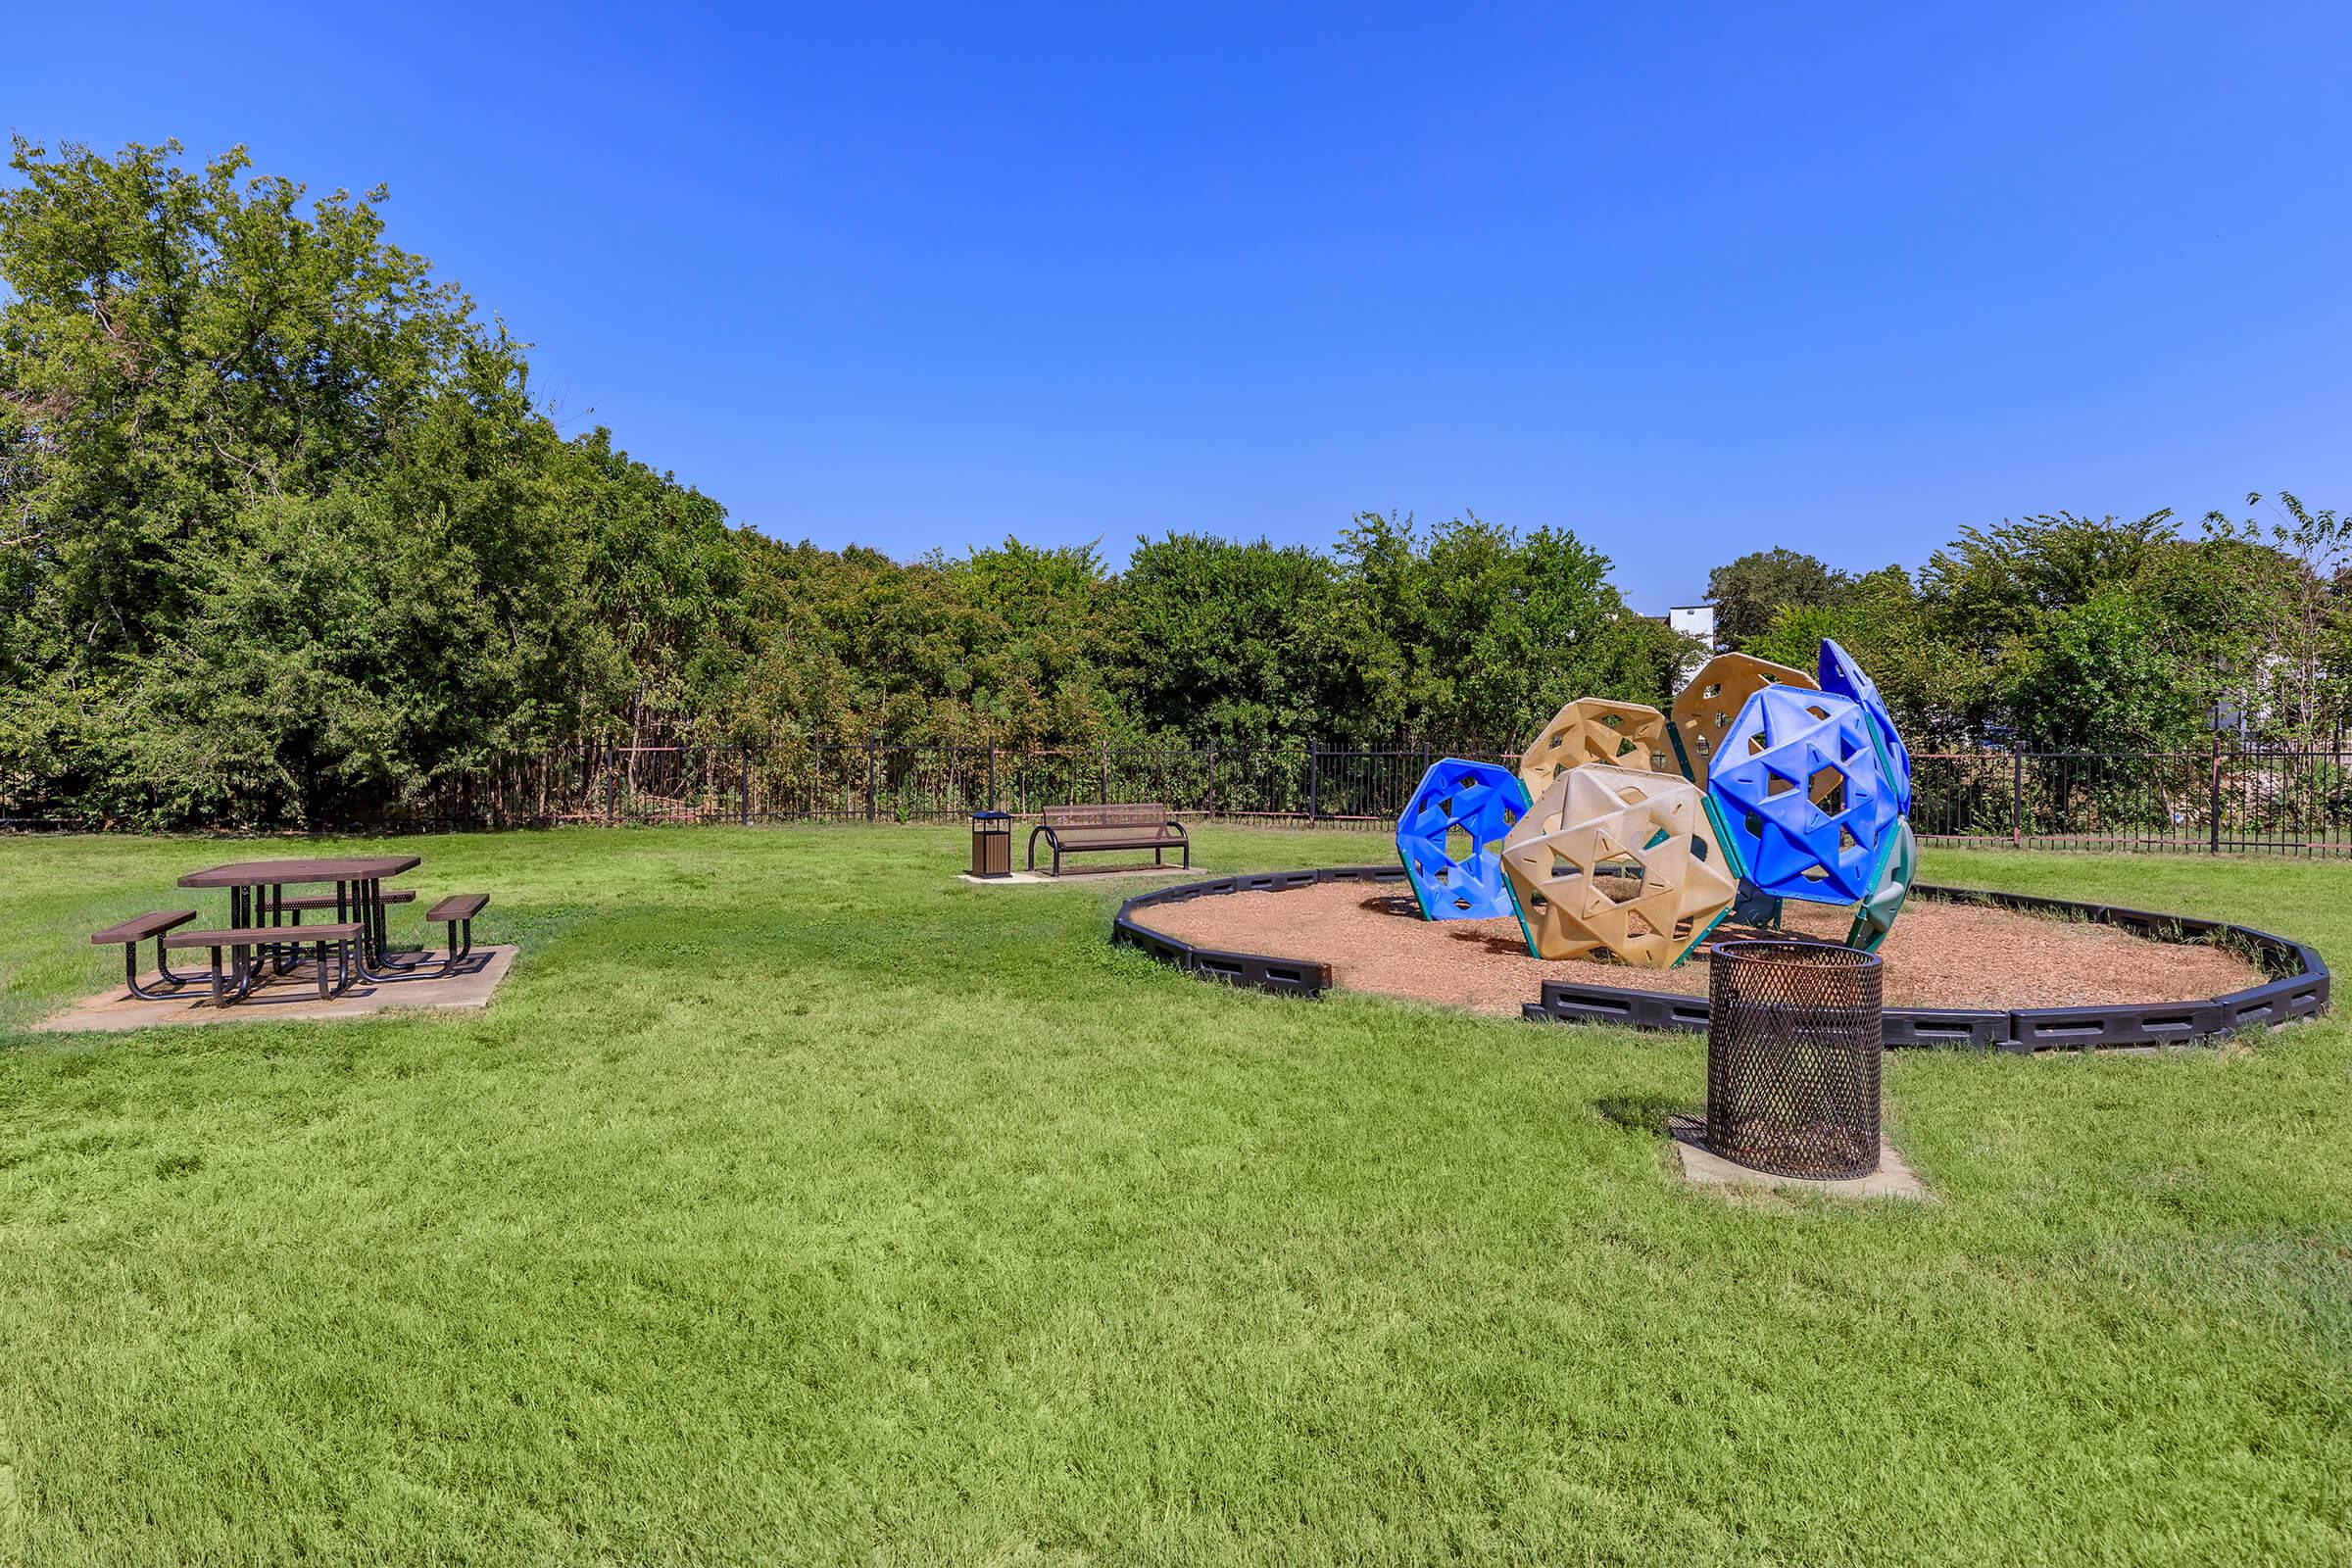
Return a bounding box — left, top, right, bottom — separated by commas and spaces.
1395, 759, 1531, 919
1501, 764, 1740, 968
1396, 638, 1918, 968
1129, 641, 2328, 1049
1126, 640, 2329, 1048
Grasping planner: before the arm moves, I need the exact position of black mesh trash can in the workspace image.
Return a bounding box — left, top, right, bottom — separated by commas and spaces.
1706, 940, 1883, 1179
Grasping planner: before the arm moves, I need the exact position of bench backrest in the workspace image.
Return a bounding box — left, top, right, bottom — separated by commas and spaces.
1041, 803, 1171, 831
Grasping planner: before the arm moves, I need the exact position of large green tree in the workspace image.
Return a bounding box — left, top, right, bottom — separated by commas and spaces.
0, 139, 730, 823
1328, 512, 1687, 744
2201, 492, 2352, 740
1706, 547, 1848, 647
1747, 512, 2296, 752
1110, 532, 1342, 750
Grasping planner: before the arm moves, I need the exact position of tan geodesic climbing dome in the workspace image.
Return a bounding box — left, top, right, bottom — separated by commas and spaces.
1498, 763, 1739, 968
1516, 698, 1674, 797
1669, 652, 1818, 789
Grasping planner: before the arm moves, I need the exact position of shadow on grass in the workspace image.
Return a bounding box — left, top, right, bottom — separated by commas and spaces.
1594, 1092, 1687, 1136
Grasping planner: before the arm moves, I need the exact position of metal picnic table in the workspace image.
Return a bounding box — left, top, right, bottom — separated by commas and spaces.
178, 855, 422, 980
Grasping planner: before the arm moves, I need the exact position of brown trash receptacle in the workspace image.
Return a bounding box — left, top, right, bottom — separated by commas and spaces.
970, 810, 1013, 878
1706, 940, 1883, 1179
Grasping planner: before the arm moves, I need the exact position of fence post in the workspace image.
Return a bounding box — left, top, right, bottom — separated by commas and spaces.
987, 739, 997, 812
2209, 731, 2224, 855
1101, 740, 1110, 804
740, 743, 751, 826
606, 741, 617, 826
865, 734, 878, 823
2009, 738, 2023, 848
1308, 739, 1321, 827
1205, 742, 1216, 817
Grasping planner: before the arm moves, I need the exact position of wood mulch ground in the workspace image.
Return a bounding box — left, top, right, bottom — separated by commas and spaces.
1132, 880, 2264, 1017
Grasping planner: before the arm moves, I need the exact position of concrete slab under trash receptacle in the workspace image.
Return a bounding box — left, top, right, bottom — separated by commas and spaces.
1667, 1113, 1930, 1200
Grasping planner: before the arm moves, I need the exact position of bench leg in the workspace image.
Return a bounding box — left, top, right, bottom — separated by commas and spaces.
323, 936, 358, 998
355, 880, 439, 980
270, 886, 294, 975
207, 944, 257, 1006
122, 942, 195, 1002
371, 881, 392, 965
420, 917, 473, 977
352, 887, 418, 982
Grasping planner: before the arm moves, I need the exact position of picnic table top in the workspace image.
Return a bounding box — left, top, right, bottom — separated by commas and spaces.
177, 855, 421, 889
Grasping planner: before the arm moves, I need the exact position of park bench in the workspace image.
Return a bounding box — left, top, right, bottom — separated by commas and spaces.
1026, 803, 1189, 876
90, 910, 198, 1001
164, 921, 364, 1006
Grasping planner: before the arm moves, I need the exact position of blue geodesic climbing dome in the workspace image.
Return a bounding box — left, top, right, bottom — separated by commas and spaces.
1396, 758, 1532, 920
1819, 637, 1912, 813
1705, 685, 1899, 906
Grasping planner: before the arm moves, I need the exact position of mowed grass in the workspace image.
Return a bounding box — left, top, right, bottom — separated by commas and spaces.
1, 825, 2348, 1565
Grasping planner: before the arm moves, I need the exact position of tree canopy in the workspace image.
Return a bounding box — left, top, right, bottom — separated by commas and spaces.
1734, 510, 2335, 752
0, 141, 1688, 826
4, 140, 2340, 828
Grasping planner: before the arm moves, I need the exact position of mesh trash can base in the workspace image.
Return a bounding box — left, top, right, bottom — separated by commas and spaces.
1706, 940, 1883, 1180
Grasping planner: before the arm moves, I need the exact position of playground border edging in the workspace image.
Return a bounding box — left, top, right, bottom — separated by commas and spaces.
1109, 866, 2330, 1051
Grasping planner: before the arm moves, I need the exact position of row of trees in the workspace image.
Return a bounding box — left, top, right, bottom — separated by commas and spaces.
1709, 498, 2352, 754
5, 140, 2345, 828
1, 141, 1695, 826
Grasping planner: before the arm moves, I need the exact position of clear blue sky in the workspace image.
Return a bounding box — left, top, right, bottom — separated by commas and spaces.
6, 2, 2348, 607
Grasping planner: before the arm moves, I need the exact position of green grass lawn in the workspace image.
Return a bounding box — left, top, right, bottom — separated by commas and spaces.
2, 826, 2348, 1565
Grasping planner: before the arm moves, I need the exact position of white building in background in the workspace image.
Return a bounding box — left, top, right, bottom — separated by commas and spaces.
1648, 603, 1718, 681
1665, 604, 1717, 649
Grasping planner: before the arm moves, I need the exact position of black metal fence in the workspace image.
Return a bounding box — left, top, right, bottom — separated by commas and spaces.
331, 737, 2352, 856
9, 736, 2352, 854
1910, 744, 2352, 855
374, 740, 1530, 832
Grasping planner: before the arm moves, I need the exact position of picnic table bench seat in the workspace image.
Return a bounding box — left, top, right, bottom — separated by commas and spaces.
164, 922, 366, 1006
425, 893, 488, 924
419, 893, 489, 971
1026, 804, 1189, 876
275, 888, 416, 912
90, 910, 198, 1001
90, 910, 196, 948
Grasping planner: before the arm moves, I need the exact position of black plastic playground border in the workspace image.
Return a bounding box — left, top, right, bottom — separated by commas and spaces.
1109, 865, 2330, 1052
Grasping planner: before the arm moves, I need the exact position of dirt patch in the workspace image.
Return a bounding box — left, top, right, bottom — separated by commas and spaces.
1131, 881, 2265, 1017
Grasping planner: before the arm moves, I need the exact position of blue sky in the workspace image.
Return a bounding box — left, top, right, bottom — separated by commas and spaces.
5, 2, 2348, 607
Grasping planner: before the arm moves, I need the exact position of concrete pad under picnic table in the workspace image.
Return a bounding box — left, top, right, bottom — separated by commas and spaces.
33, 946, 516, 1033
